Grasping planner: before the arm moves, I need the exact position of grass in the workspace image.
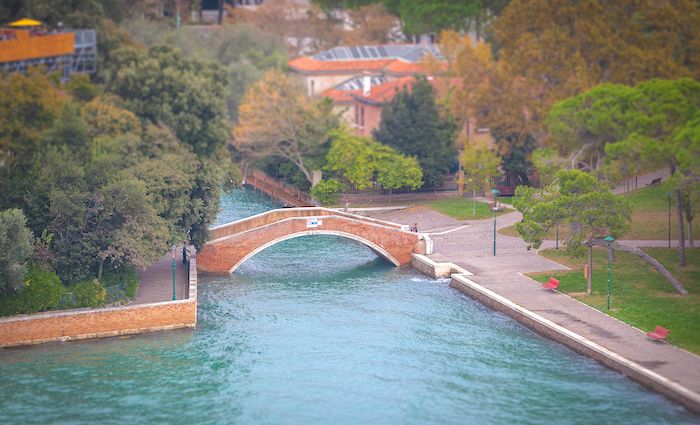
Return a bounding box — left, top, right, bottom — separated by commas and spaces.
530, 247, 700, 354
421, 197, 513, 220
499, 185, 699, 241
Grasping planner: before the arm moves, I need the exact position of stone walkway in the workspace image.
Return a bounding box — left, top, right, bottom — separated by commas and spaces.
134, 250, 189, 305
364, 207, 700, 410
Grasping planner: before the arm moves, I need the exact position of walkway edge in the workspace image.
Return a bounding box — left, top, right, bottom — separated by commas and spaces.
449, 274, 700, 415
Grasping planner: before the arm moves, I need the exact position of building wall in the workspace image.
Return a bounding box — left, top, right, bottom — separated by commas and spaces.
352, 102, 383, 137
294, 72, 359, 96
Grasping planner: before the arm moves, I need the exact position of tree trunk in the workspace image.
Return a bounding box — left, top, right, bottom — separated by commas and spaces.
587, 244, 593, 295
615, 244, 688, 295
688, 220, 694, 248
217, 0, 224, 25
472, 189, 476, 217
675, 189, 686, 266
97, 258, 104, 281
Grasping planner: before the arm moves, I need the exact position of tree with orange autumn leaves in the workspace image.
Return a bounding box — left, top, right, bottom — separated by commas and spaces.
439, 0, 700, 176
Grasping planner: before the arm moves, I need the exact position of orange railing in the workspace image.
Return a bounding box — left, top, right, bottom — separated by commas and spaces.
0, 29, 74, 63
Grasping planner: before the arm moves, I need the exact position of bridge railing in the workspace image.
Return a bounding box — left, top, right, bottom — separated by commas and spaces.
208, 207, 407, 242
245, 168, 316, 207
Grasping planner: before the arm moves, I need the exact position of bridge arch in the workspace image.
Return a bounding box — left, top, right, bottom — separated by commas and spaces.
196, 207, 428, 275
227, 230, 401, 274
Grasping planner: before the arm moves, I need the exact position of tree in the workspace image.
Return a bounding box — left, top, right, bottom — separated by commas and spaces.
374, 77, 457, 188
234, 70, 339, 185
313, 0, 509, 38
461, 141, 500, 217
515, 170, 631, 295
108, 45, 230, 157
604, 78, 700, 266
492, 0, 700, 138
324, 127, 422, 191
0, 209, 34, 293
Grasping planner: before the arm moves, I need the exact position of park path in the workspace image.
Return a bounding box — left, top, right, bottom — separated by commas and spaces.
133, 250, 189, 304
363, 206, 700, 409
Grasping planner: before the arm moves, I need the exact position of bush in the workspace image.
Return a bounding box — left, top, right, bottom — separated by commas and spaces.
101, 266, 140, 299
310, 179, 345, 206
106, 286, 127, 305
0, 266, 66, 316
72, 279, 107, 308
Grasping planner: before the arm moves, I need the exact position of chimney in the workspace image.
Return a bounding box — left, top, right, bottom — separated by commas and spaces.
362, 72, 371, 95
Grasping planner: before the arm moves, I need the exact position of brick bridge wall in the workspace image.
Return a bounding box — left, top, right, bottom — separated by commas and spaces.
198, 208, 425, 274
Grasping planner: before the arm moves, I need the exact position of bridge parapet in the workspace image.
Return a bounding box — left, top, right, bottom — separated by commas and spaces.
200, 207, 425, 274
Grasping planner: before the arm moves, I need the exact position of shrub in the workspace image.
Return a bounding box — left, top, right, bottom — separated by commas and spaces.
106, 286, 127, 305
0, 266, 65, 316
101, 266, 140, 299
72, 279, 107, 308
310, 179, 345, 206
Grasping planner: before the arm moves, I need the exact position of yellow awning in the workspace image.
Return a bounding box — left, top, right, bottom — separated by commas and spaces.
8, 18, 43, 27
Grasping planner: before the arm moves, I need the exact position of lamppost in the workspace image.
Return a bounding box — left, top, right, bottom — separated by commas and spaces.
666, 192, 673, 248
491, 188, 501, 256
604, 235, 615, 310
171, 247, 177, 301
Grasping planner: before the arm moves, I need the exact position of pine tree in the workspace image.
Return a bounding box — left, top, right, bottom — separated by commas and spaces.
373, 77, 457, 188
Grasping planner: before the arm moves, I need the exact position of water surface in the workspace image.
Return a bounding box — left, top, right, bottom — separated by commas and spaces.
0, 188, 697, 424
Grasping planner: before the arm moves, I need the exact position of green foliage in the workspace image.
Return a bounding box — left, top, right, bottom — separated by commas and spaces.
310, 179, 345, 206
373, 77, 456, 187
461, 141, 500, 215
108, 45, 229, 157
325, 127, 423, 190
72, 279, 107, 308
531, 147, 565, 187
0, 209, 34, 293
0, 266, 65, 316
313, 0, 509, 35
101, 265, 139, 298
514, 169, 632, 255
64, 74, 99, 103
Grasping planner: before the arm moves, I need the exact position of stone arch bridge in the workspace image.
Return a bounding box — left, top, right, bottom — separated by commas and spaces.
197, 208, 432, 274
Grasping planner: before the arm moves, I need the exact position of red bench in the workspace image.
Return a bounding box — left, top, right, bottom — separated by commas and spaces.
542, 277, 560, 290
647, 326, 670, 341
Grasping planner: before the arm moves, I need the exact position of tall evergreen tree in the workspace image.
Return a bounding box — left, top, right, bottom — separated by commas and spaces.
373, 77, 457, 188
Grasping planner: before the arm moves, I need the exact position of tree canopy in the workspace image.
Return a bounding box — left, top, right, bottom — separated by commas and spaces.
373, 77, 457, 188
515, 170, 632, 294
324, 127, 423, 191
234, 70, 339, 184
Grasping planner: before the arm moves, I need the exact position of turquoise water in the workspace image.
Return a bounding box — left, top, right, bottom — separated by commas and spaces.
0, 188, 697, 424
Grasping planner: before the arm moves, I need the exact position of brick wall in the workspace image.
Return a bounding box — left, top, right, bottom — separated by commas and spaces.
0, 258, 199, 348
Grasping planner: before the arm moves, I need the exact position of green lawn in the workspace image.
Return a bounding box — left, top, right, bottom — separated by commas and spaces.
530, 247, 700, 354
499, 185, 699, 241
422, 197, 513, 220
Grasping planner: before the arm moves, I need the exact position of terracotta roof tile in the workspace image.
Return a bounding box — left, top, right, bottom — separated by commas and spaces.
320, 87, 360, 103
289, 56, 395, 73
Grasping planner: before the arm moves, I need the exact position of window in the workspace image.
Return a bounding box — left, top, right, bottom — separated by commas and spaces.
361, 107, 365, 128
310, 79, 315, 96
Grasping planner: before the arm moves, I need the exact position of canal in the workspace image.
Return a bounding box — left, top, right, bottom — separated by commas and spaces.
0, 189, 697, 424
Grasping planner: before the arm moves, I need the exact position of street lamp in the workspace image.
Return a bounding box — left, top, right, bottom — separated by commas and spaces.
491, 188, 501, 256
666, 192, 673, 248
604, 235, 615, 310
171, 247, 177, 301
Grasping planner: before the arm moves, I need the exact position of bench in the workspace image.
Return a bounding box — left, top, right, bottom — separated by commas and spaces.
647, 326, 669, 341
542, 277, 560, 290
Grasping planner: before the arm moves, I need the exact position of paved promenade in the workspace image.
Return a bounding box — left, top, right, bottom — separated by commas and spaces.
365, 207, 700, 410
134, 250, 189, 304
